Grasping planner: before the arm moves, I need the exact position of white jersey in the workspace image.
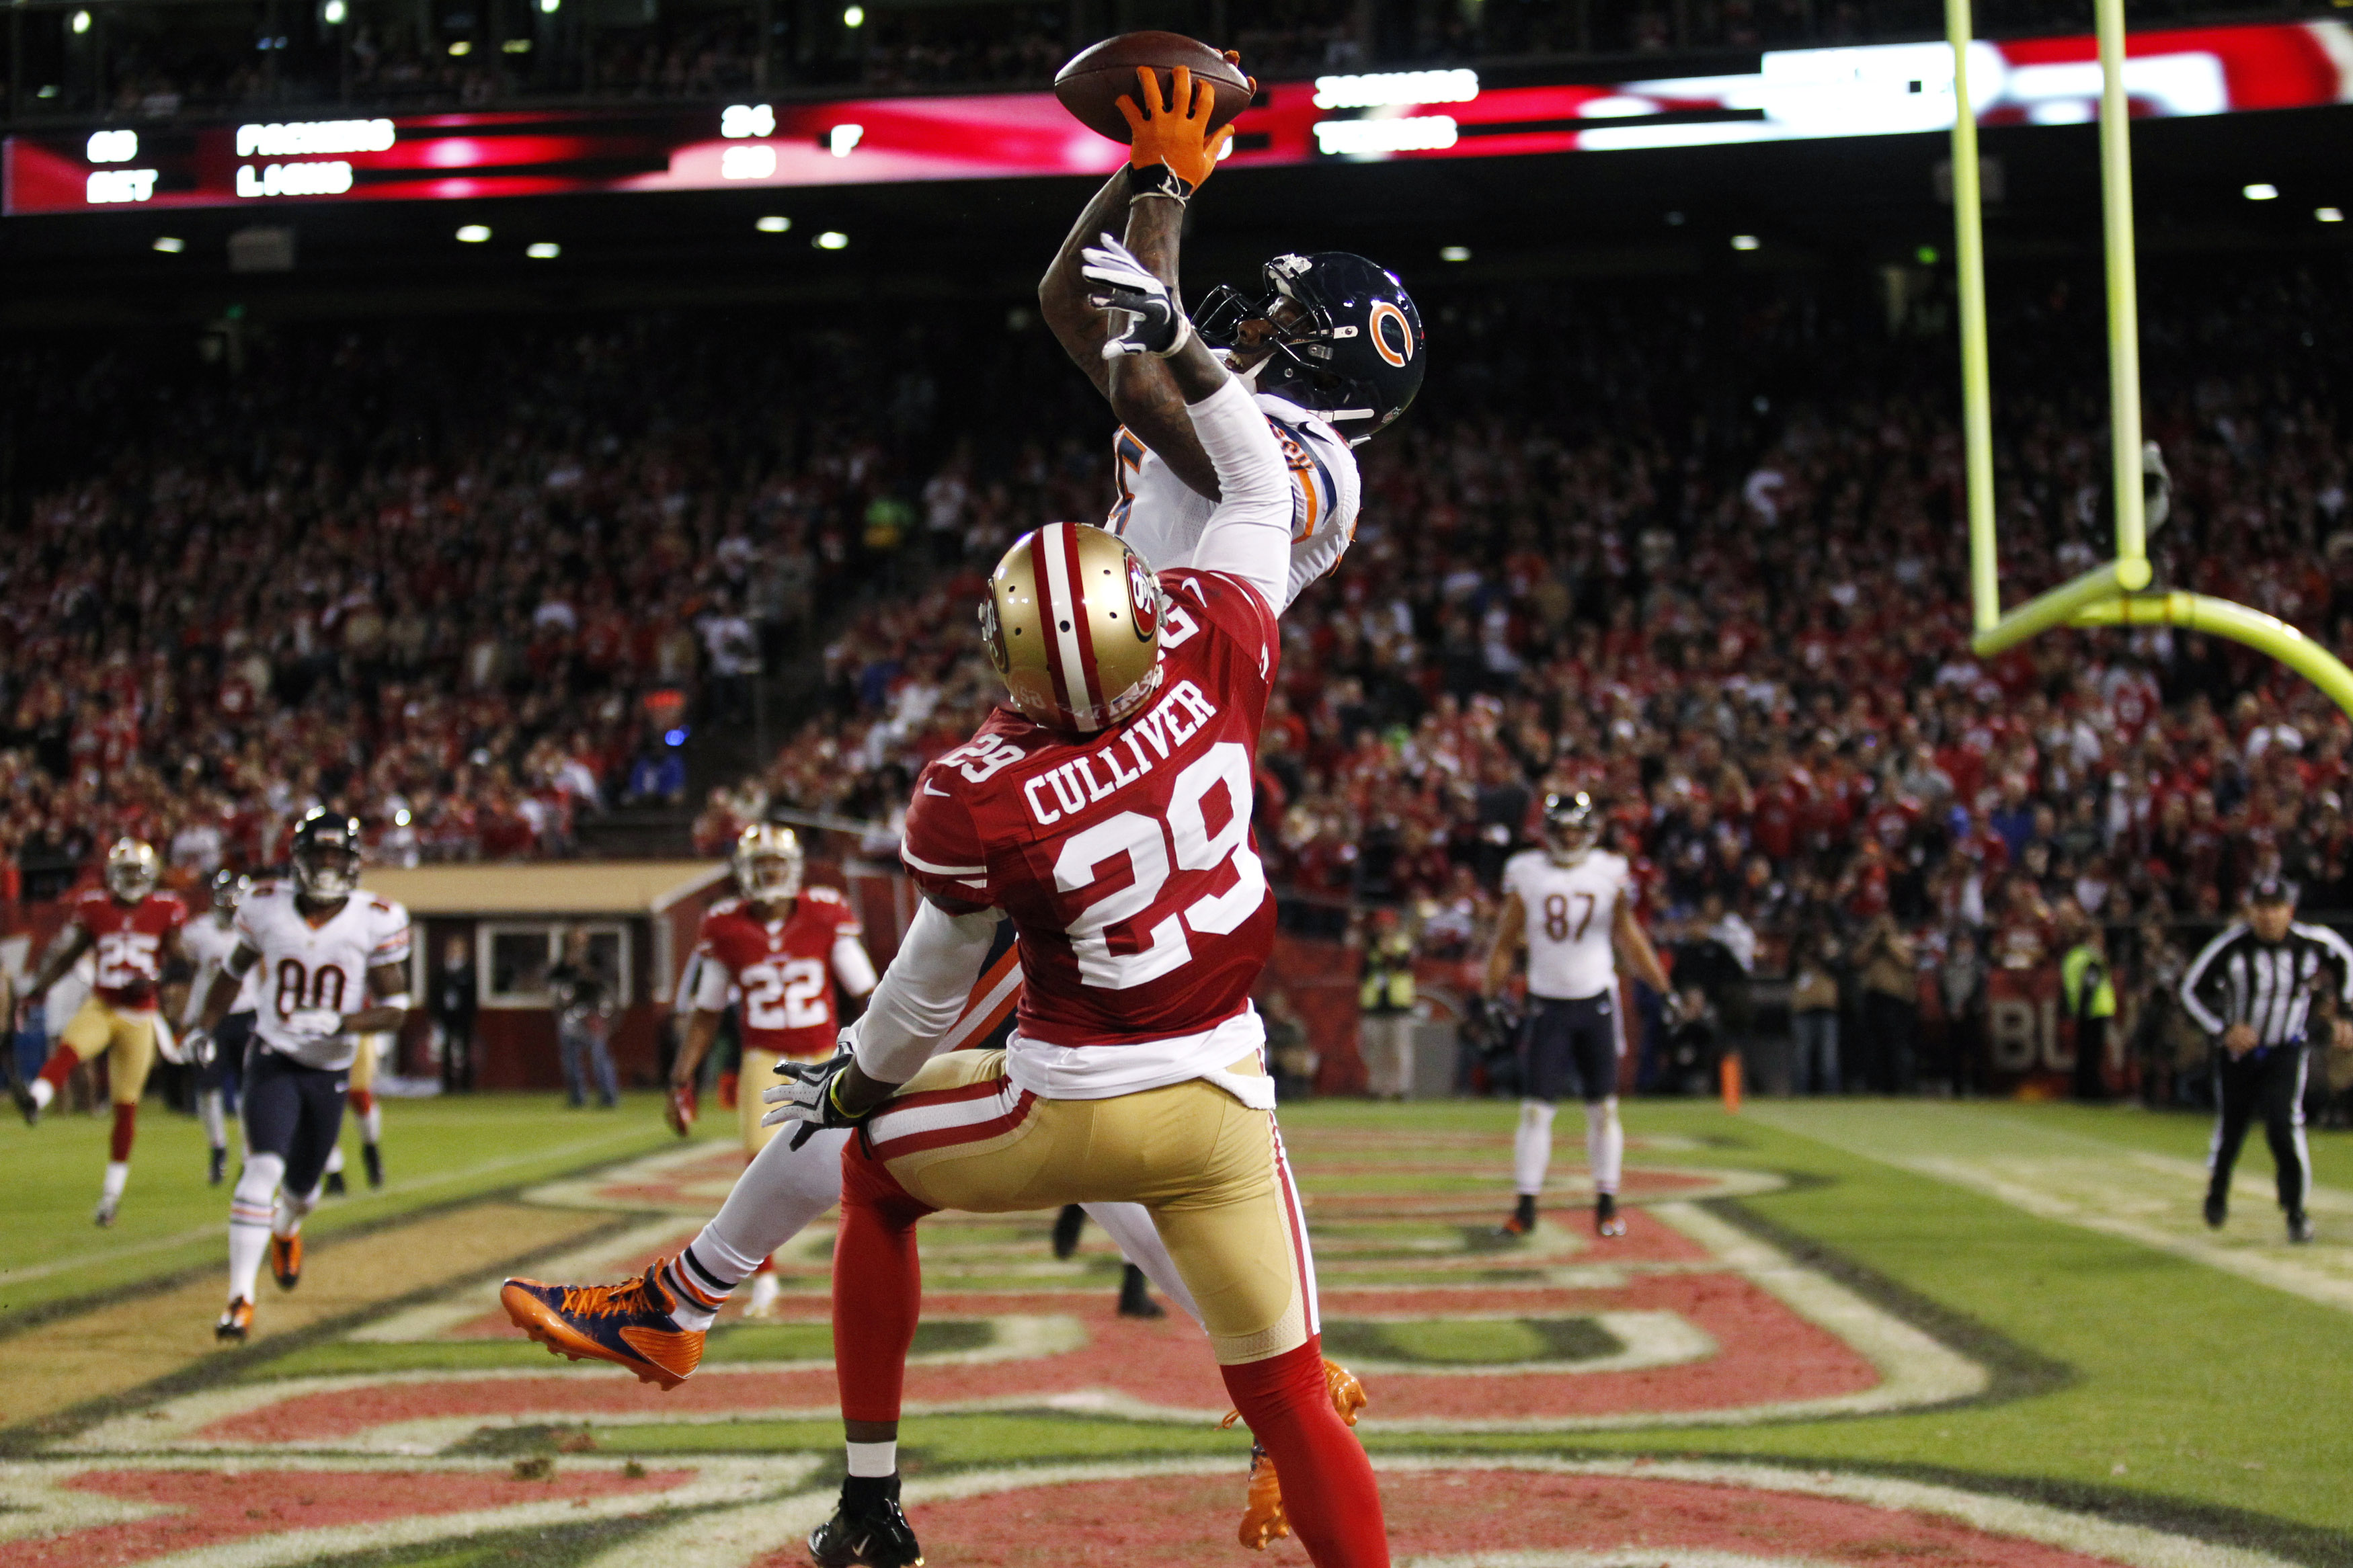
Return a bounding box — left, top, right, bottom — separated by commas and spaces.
1503, 848, 1632, 1001
234, 881, 412, 1071
182, 914, 260, 1024
1105, 389, 1361, 611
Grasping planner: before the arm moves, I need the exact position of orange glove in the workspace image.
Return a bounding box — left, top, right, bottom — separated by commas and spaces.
1117, 63, 1239, 195
717, 1071, 740, 1110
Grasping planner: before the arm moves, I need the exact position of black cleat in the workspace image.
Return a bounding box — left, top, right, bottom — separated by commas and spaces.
216, 1298, 253, 1342
362, 1143, 384, 1189
324, 1169, 348, 1198
2288, 1211, 2315, 1245
208, 1147, 227, 1186
1116, 1262, 1166, 1320
1497, 1194, 1538, 1239
1051, 1203, 1085, 1261
2203, 1192, 2227, 1230
809, 1475, 924, 1568
1595, 1192, 1626, 1238
12, 1080, 39, 1127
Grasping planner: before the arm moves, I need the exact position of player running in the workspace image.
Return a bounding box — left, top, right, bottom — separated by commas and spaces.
1482, 792, 1672, 1239
664, 823, 879, 1318
187, 809, 411, 1342
12, 837, 194, 1226
183, 868, 258, 1187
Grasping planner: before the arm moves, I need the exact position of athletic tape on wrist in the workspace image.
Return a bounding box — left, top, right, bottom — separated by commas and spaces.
1154, 313, 1194, 360
1126, 163, 1194, 205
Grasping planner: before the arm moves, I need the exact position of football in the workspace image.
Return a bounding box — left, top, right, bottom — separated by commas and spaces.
1053, 32, 1252, 145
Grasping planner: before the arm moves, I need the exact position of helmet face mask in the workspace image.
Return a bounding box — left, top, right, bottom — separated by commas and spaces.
733, 824, 805, 904
982, 524, 1164, 733
1543, 792, 1600, 865
104, 837, 161, 903
291, 809, 363, 901
1196, 252, 1425, 446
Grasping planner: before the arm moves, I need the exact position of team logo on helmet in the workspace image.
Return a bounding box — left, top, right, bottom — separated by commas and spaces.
979, 594, 1008, 675
1369, 300, 1416, 368
1126, 553, 1160, 643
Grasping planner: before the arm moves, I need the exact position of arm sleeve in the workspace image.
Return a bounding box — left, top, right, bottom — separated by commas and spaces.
692, 951, 733, 1012
851, 900, 1006, 1084
370, 903, 413, 967
2179, 925, 2237, 1034
832, 933, 879, 999
1184, 378, 1293, 612
2309, 923, 2353, 1005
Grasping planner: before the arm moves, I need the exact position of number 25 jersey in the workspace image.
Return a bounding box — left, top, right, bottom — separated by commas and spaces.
234, 882, 413, 1070
1502, 848, 1632, 1001
690, 886, 863, 1061
68, 886, 189, 1011
900, 569, 1278, 1049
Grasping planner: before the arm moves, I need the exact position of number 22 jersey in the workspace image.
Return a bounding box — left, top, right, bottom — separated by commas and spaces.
900, 568, 1278, 1056
234, 882, 412, 1070
689, 886, 865, 1061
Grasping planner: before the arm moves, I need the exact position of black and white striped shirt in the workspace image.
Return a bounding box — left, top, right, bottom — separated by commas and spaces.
2179, 921, 2353, 1048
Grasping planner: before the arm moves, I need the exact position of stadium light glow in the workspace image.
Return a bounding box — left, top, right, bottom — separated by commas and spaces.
2243, 182, 2278, 200
87, 129, 138, 163
323, 0, 346, 22
829, 124, 863, 157
664, 727, 688, 746
153, 235, 184, 252
502, 38, 530, 52
756, 214, 791, 233
1312, 69, 1476, 110
539, 0, 559, 11
448, 40, 471, 56
526, 241, 560, 258
2321, 207, 2346, 223
1439, 245, 1470, 262
1731, 234, 1761, 250
456, 223, 491, 242
1312, 116, 1458, 157
815, 230, 848, 249
71, 10, 91, 34
721, 104, 776, 138
842, 5, 864, 26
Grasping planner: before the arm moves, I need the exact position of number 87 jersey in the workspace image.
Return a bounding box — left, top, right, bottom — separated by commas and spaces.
900, 568, 1279, 1049
1501, 846, 1633, 1002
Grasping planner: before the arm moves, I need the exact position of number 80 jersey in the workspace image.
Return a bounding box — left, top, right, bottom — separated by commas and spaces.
235, 881, 412, 1071
1501, 848, 1632, 1002
900, 569, 1279, 1049
688, 886, 865, 1061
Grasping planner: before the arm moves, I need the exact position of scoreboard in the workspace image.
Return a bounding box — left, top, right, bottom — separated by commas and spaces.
5, 20, 2346, 216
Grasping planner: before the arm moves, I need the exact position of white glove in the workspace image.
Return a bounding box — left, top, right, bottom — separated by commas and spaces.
182, 1026, 217, 1071
1082, 233, 1191, 360
760, 1048, 863, 1149
286, 1007, 344, 1038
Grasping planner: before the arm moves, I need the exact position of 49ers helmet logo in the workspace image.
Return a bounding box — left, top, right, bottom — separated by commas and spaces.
1369, 300, 1416, 368
1126, 554, 1160, 643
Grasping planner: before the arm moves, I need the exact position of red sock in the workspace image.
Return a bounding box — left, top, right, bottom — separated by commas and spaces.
348, 1087, 374, 1115
1220, 1337, 1389, 1568
37, 1048, 79, 1095
754, 1255, 775, 1275
110, 1102, 137, 1161
832, 1136, 934, 1423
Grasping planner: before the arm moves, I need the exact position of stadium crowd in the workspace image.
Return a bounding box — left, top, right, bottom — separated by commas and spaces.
4, 256, 2349, 1099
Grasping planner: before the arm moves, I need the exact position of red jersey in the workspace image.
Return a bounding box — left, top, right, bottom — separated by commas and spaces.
691, 885, 863, 1061
71, 886, 188, 1010
900, 569, 1278, 1048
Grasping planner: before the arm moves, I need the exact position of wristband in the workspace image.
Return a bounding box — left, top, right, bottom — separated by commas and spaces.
1127, 163, 1195, 206
826, 1071, 857, 1122
1154, 313, 1194, 360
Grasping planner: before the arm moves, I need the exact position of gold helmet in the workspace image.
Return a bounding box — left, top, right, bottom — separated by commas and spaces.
980, 523, 1164, 733
104, 837, 161, 902
732, 823, 804, 903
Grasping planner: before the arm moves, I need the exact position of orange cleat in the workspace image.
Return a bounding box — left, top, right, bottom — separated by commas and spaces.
500, 1259, 705, 1390
215, 1297, 253, 1342
1222, 1357, 1369, 1550
270, 1233, 303, 1291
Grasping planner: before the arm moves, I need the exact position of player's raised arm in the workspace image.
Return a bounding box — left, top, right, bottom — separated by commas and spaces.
1039, 169, 1130, 397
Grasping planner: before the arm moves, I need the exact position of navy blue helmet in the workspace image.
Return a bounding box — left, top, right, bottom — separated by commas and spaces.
1196, 251, 1425, 446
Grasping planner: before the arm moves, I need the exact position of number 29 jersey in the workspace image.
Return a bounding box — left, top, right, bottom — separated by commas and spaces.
1502, 848, 1632, 1001
234, 881, 413, 1070
900, 569, 1278, 1048
689, 886, 864, 1061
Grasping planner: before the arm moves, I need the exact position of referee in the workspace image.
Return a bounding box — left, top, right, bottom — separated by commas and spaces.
2180, 878, 2353, 1244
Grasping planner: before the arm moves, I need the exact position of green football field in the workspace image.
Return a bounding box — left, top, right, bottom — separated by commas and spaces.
3, 1091, 2350, 1567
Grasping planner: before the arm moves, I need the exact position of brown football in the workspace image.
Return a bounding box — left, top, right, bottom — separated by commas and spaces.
1053, 32, 1252, 145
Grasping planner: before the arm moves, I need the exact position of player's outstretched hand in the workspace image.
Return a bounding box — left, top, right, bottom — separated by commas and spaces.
664, 1081, 698, 1137
182, 1026, 216, 1071
1116, 64, 1233, 198
1082, 233, 1190, 360
762, 1048, 869, 1149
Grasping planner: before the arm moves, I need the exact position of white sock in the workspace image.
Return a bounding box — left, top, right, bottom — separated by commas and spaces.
198, 1089, 227, 1151
1513, 1100, 1556, 1196
274, 1183, 319, 1238
324, 1143, 345, 1175
29, 1079, 54, 1110
102, 1161, 130, 1202
229, 1153, 284, 1301
1080, 1201, 1202, 1326
1586, 1098, 1624, 1196
692, 1126, 851, 1280
360, 1104, 383, 1143
846, 1440, 898, 1477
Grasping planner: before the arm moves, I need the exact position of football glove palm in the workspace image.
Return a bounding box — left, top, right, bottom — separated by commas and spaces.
762, 1048, 871, 1149
1082, 233, 1191, 360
